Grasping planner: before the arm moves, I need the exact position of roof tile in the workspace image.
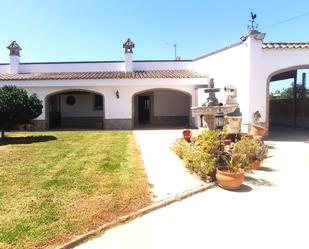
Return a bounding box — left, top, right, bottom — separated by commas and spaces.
262, 42, 309, 49
0, 70, 207, 81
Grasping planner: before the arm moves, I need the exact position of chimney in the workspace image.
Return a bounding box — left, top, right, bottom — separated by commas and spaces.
7, 41, 22, 74
123, 38, 135, 72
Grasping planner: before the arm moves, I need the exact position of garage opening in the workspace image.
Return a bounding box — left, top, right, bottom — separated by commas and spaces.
46, 90, 104, 129
269, 68, 309, 130
133, 89, 191, 128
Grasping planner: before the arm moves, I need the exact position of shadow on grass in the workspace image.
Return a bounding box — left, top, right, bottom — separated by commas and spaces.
0, 135, 57, 146
245, 176, 274, 187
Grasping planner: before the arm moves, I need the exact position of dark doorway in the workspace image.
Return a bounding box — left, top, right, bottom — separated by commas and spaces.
269, 69, 309, 130
49, 95, 61, 128
138, 96, 150, 124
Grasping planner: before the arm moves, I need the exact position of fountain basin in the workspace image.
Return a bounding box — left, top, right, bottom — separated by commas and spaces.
191, 104, 238, 116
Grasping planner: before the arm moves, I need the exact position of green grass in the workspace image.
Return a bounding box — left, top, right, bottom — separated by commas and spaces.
0, 131, 151, 249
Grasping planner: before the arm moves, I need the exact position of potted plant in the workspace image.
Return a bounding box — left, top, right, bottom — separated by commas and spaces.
250, 111, 268, 138
182, 129, 192, 142
252, 139, 268, 170
216, 151, 249, 190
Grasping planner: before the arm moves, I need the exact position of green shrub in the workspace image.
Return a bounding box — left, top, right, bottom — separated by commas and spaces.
183, 145, 216, 181
195, 130, 222, 157
171, 138, 190, 159
172, 130, 222, 181
254, 139, 269, 161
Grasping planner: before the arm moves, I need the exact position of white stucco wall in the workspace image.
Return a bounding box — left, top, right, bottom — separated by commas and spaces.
133, 61, 192, 71
153, 90, 190, 116
60, 93, 103, 117
2, 78, 203, 126
3, 34, 309, 130
193, 42, 250, 123
193, 37, 309, 127
0, 64, 9, 73
0, 60, 193, 74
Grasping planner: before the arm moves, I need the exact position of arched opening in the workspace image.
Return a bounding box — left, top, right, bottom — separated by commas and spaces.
45, 90, 105, 129
267, 66, 309, 132
132, 88, 191, 128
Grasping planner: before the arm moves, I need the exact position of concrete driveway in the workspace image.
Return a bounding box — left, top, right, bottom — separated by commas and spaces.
76, 128, 309, 249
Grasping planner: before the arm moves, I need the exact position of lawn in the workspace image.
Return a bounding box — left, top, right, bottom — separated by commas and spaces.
0, 131, 151, 249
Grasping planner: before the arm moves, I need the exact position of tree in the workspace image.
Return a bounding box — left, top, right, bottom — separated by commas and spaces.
0, 85, 43, 139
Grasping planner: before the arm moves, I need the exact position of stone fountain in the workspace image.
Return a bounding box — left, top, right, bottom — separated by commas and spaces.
191, 79, 239, 130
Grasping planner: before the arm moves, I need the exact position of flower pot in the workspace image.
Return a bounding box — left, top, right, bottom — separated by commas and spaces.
182, 129, 192, 142
216, 167, 244, 190
250, 124, 267, 138
223, 139, 231, 145
252, 160, 261, 170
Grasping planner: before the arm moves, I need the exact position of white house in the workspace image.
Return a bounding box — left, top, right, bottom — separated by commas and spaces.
1, 29, 309, 131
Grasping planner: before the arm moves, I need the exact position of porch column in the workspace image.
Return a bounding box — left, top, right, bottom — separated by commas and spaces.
293, 74, 297, 128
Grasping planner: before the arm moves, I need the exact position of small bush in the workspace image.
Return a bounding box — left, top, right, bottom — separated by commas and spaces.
234, 137, 258, 161
172, 130, 222, 181
183, 145, 216, 180
172, 138, 190, 159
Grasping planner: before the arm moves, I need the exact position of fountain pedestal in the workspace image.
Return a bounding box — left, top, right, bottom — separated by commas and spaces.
203, 115, 215, 130
191, 79, 239, 130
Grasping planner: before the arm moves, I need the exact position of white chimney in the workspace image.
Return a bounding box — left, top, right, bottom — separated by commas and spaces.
7, 41, 22, 74
123, 38, 135, 72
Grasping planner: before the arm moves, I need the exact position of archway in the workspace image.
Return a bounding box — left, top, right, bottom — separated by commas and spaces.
45, 89, 105, 129
267, 66, 309, 131
132, 88, 192, 128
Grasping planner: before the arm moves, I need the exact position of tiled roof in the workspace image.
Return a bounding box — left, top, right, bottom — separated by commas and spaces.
262, 42, 309, 49
0, 70, 207, 81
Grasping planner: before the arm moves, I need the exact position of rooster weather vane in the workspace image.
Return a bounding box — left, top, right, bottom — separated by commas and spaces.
248, 12, 258, 30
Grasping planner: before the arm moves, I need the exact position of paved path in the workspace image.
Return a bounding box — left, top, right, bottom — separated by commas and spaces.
76, 128, 309, 249
134, 129, 204, 201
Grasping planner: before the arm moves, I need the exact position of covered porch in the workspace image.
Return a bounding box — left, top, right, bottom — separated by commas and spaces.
46, 90, 104, 129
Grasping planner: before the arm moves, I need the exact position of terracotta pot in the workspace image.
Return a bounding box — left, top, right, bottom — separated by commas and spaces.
252, 160, 261, 170
250, 124, 267, 138
182, 129, 192, 142
216, 167, 244, 190
223, 139, 231, 145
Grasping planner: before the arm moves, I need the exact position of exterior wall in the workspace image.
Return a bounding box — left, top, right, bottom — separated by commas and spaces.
193, 42, 251, 125
20, 62, 124, 73
0, 60, 193, 74
133, 61, 192, 71
193, 38, 309, 130
60, 93, 103, 117
132, 89, 191, 127
0, 64, 9, 73
1, 79, 201, 129
4, 35, 309, 131
153, 90, 190, 116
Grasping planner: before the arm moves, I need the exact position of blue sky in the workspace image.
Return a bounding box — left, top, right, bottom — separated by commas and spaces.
0, 0, 309, 63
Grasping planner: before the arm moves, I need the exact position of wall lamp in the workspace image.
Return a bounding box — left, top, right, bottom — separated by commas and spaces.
116, 90, 119, 99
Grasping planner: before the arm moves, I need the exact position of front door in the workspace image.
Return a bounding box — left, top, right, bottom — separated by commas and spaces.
138, 96, 150, 124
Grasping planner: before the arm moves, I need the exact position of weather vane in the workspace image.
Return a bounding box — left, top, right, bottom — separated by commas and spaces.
248, 12, 258, 30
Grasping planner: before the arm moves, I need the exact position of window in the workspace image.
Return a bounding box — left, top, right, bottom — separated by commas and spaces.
94, 94, 103, 110
66, 96, 76, 106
